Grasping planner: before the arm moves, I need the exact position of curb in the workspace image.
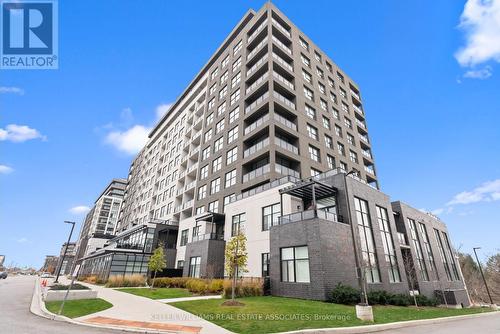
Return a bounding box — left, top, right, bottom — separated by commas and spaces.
29, 277, 185, 334
273, 309, 499, 334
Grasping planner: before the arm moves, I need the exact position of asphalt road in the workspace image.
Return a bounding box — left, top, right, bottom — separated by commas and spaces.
0, 275, 122, 334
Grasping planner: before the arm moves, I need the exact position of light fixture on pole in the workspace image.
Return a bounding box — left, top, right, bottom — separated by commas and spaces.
472, 247, 493, 305
54, 221, 76, 283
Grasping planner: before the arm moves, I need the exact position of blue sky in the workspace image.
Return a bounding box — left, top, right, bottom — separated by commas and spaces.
1, 0, 499, 268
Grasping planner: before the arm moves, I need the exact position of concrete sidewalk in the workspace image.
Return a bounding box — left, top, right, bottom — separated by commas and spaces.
158, 295, 222, 303
58, 278, 232, 334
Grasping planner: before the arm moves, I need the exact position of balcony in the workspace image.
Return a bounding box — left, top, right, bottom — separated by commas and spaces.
191, 233, 224, 243
364, 166, 375, 175
362, 150, 372, 159
356, 119, 366, 130
274, 113, 297, 131
248, 18, 268, 43
279, 209, 339, 225
271, 18, 291, 38
245, 91, 269, 114
247, 53, 268, 77
350, 90, 361, 101
243, 137, 270, 158
246, 72, 269, 95
273, 91, 295, 110
243, 164, 270, 182
397, 232, 410, 247
272, 35, 292, 55
358, 133, 369, 143
272, 71, 294, 91
275, 164, 300, 178
275, 137, 298, 155
247, 36, 268, 61
187, 162, 198, 174
272, 52, 293, 72
244, 114, 270, 135
230, 175, 299, 204
353, 104, 364, 116
174, 199, 194, 213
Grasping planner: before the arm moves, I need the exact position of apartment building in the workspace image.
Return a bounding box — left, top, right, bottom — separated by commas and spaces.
76, 3, 469, 306
74, 179, 126, 266
55, 242, 76, 276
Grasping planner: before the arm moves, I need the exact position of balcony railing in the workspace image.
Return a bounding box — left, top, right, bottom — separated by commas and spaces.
273, 113, 297, 131
353, 104, 364, 116
244, 114, 270, 135
272, 52, 293, 72
230, 175, 300, 203
362, 150, 372, 159
273, 91, 295, 110
271, 18, 291, 38
272, 71, 294, 91
191, 233, 224, 243
275, 137, 298, 154
364, 166, 375, 175
245, 91, 269, 114
243, 164, 270, 182
245, 72, 269, 94
272, 35, 292, 55
350, 90, 361, 100
397, 232, 409, 246
279, 209, 339, 225
243, 137, 270, 158
275, 164, 300, 178
358, 133, 369, 143
248, 18, 268, 43
247, 53, 268, 77
247, 36, 268, 61
356, 119, 366, 129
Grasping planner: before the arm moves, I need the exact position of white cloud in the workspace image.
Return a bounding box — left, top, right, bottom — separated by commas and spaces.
0, 164, 14, 174
17, 237, 29, 244
431, 208, 445, 215
455, 0, 500, 77
447, 179, 500, 205
156, 103, 172, 120
68, 205, 91, 215
0, 86, 24, 95
463, 65, 493, 79
105, 125, 151, 155
0, 124, 46, 142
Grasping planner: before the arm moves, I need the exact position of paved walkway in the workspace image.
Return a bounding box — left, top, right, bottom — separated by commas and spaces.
61, 278, 232, 334
159, 295, 222, 303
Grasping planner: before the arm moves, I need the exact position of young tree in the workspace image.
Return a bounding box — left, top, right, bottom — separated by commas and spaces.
148, 243, 166, 289
402, 251, 419, 307
224, 233, 248, 301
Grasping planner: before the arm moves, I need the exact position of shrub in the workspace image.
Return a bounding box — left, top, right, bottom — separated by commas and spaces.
106, 274, 146, 288
222, 279, 263, 298
387, 293, 411, 306
186, 279, 208, 294
415, 294, 438, 306
170, 277, 189, 288
330, 283, 360, 305
150, 277, 173, 288
367, 290, 391, 305
49, 283, 89, 290
208, 279, 224, 293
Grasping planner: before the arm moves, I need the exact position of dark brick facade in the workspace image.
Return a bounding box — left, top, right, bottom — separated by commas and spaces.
183, 239, 226, 278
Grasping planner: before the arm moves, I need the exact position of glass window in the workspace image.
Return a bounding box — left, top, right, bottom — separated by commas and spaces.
281, 246, 310, 283
262, 203, 280, 231
231, 213, 246, 236
188, 256, 201, 278
377, 206, 401, 283
309, 145, 320, 162
419, 223, 438, 280
228, 126, 239, 143
212, 156, 222, 173
226, 147, 238, 165
355, 197, 380, 283
225, 169, 237, 188
408, 218, 429, 281
262, 253, 270, 277
229, 107, 239, 123
180, 229, 188, 246
307, 124, 318, 140
210, 178, 221, 194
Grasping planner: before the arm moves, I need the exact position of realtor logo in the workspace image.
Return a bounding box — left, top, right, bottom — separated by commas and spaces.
1, 0, 58, 69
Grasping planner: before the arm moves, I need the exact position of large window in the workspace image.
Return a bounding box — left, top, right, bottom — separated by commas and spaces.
408, 218, 429, 281
434, 229, 452, 281
180, 229, 188, 246
262, 203, 280, 231
442, 232, 460, 280
231, 213, 246, 236
262, 253, 270, 277
419, 223, 438, 280
376, 206, 401, 283
355, 197, 380, 283
188, 256, 201, 278
281, 246, 310, 283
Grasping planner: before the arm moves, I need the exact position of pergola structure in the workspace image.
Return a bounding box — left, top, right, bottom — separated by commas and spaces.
278, 179, 337, 216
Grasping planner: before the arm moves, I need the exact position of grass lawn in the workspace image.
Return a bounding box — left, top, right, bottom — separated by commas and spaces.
171, 296, 493, 334
116, 287, 193, 300
45, 298, 112, 319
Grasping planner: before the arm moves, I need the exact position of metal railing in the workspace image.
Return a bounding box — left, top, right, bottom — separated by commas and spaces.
243, 164, 270, 182
273, 91, 295, 110
247, 53, 268, 77
272, 35, 292, 55
353, 104, 364, 115
243, 137, 270, 158
364, 166, 375, 175
274, 137, 298, 154
245, 91, 269, 114
279, 209, 339, 225
191, 233, 224, 243
272, 71, 294, 91
248, 18, 268, 43
230, 175, 299, 203
362, 150, 372, 159
358, 134, 369, 143
275, 164, 300, 178
271, 18, 291, 38
244, 114, 270, 135
247, 36, 268, 61
397, 232, 409, 246
273, 113, 297, 131
245, 72, 269, 94
350, 90, 361, 100
272, 52, 293, 72
356, 119, 366, 129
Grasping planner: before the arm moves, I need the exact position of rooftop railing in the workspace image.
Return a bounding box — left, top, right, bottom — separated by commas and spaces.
279, 209, 339, 225
191, 233, 224, 243
229, 175, 299, 204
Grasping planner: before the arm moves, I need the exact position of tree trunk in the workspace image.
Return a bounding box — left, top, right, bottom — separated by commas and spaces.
231, 264, 237, 301
151, 270, 157, 290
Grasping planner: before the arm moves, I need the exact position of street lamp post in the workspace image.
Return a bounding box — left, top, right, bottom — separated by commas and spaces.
343, 169, 369, 305
472, 247, 494, 305
54, 221, 76, 283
